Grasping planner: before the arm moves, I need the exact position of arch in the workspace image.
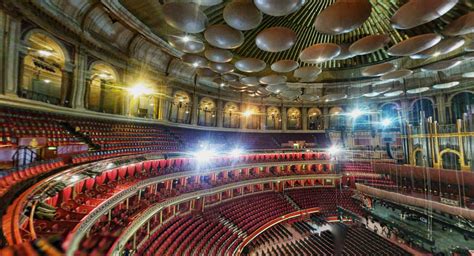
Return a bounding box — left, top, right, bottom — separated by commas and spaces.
169, 90, 191, 124
245, 105, 260, 129
22, 29, 71, 62
447, 90, 474, 104
266, 106, 281, 130
287, 107, 301, 130
380, 103, 400, 129
86, 61, 121, 114
198, 97, 216, 127
450, 91, 474, 121
413, 148, 424, 167
223, 102, 240, 128
440, 149, 462, 170
20, 30, 70, 105
329, 106, 345, 129
308, 108, 323, 130
410, 98, 435, 125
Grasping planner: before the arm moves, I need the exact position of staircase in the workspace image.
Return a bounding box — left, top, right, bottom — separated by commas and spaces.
59, 122, 101, 150
280, 193, 301, 211
218, 215, 246, 237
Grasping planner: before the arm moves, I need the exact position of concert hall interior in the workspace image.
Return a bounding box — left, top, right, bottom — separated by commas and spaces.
0, 0, 473, 255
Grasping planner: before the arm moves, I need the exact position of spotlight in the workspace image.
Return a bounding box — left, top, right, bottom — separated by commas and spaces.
349, 109, 363, 118
243, 110, 253, 117
37, 50, 53, 57
192, 62, 199, 67
328, 145, 341, 155
230, 148, 244, 156
129, 83, 153, 97
194, 148, 216, 162
181, 35, 191, 42
43, 79, 51, 84
381, 118, 392, 127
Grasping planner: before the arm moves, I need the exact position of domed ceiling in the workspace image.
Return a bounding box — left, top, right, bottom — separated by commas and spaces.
120, 0, 474, 101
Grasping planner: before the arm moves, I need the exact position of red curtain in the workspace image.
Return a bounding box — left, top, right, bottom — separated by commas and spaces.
127, 165, 136, 177
75, 180, 85, 194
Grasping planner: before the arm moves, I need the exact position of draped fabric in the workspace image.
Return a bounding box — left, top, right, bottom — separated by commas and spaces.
75, 180, 85, 194
85, 178, 95, 190
152, 160, 160, 170
127, 165, 135, 177
143, 161, 151, 171
61, 187, 72, 202
95, 172, 107, 185
119, 167, 127, 178
106, 169, 118, 182
47, 194, 59, 207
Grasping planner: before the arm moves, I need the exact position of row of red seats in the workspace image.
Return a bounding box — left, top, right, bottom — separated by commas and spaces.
0, 159, 64, 197
285, 188, 364, 217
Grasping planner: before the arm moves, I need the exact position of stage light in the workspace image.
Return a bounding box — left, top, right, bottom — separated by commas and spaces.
129, 83, 153, 97
328, 145, 341, 155
194, 148, 216, 161
37, 49, 53, 57
230, 148, 244, 156
349, 109, 363, 118
43, 79, 51, 84
192, 62, 199, 67
381, 118, 392, 127
243, 110, 253, 117
181, 35, 191, 42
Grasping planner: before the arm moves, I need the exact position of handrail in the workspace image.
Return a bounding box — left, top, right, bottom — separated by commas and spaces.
356, 184, 474, 221
104, 176, 338, 256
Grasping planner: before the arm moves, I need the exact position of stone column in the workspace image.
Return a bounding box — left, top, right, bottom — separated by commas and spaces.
260, 105, 266, 130
1, 14, 21, 97
71, 49, 88, 109
281, 106, 287, 131
216, 99, 224, 127
83, 77, 91, 109
241, 103, 248, 129
323, 107, 330, 129
435, 94, 446, 124
302, 107, 308, 131
191, 93, 199, 125
60, 62, 75, 107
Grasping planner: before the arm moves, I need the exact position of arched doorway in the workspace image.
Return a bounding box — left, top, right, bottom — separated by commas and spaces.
223, 102, 240, 128
441, 151, 461, 170
266, 107, 281, 130
87, 62, 121, 114
308, 108, 322, 130
329, 107, 345, 129
20, 31, 69, 106
414, 150, 424, 167
245, 105, 260, 129
169, 91, 191, 124
353, 114, 370, 130
380, 103, 400, 129
198, 97, 216, 127
450, 92, 474, 123
287, 108, 301, 130
411, 98, 434, 125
